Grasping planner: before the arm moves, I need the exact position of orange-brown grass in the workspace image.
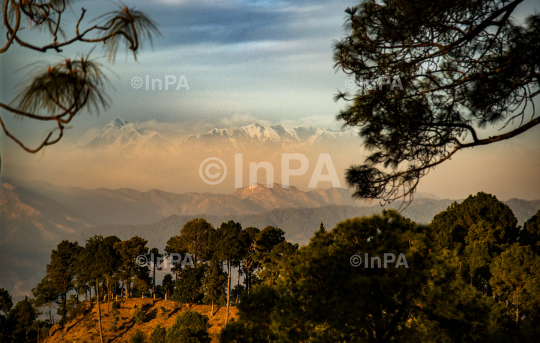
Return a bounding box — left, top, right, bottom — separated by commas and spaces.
43, 298, 238, 343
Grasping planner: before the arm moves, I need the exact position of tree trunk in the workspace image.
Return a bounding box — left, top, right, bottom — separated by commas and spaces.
153, 261, 156, 296
225, 260, 231, 325
48, 301, 52, 323
211, 300, 214, 318
235, 272, 240, 305
107, 278, 110, 313
96, 278, 105, 343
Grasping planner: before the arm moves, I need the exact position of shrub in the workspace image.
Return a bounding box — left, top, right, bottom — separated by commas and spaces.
133, 308, 144, 324
165, 311, 210, 343
130, 330, 146, 343
150, 325, 166, 343
111, 309, 120, 331
112, 301, 121, 310
67, 301, 86, 320
160, 306, 168, 318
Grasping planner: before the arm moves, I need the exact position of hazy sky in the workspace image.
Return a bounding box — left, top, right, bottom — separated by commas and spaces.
1, 0, 539, 201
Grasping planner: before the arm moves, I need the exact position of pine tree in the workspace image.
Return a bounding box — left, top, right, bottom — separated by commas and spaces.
333, 0, 540, 205
202, 258, 227, 317
211, 220, 249, 325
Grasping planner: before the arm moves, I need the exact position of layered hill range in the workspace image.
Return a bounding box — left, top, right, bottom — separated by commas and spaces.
2, 177, 538, 247
78, 117, 359, 151
1, 178, 539, 299
1, 178, 375, 242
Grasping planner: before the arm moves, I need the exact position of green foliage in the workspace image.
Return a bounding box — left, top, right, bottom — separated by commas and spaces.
220, 285, 279, 343
10, 296, 39, 342
160, 306, 169, 318
67, 298, 85, 320
111, 309, 120, 331
166, 218, 215, 264
333, 0, 540, 204
112, 300, 121, 311
490, 243, 540, 327
520, 210, 540, 254
133, 307, 144, 324
431, 192, 520, 294
172, 265, 205, 305
47, 240, 81, 324
130, 330, 147, 343
162, 274, 175, 298
113, 236, 150, 297
165, 311, 211, 343
150, 325, 167, 343
223, 210, 494, 342
202, 259, 227, 307
0, 288, 13, 315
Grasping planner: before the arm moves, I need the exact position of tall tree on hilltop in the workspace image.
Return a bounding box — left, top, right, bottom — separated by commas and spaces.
149, 247, 164, 297
242, 227, 260, 296
32, 277, 57, 324
212, 220, 249, 325
113, 236, 149, 298
333, 0, 540, 205
79, 235, 119, 343
253, 226, 298, 287
172, 264, 206, 306
202, 258, 227, 317
47, 240, 81, 325
431, 192, 520, 295
101, 236, 121, 311
167, 218, 215, 266
10, 296, 39, 343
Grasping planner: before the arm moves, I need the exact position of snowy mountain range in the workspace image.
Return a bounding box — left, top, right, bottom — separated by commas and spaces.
81, 118, 172, 150
79, 118, 357, 151
185, 122, 357, 147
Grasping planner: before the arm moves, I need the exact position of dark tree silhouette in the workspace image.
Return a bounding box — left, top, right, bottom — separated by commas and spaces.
211, 220, 249, 325
0, 0, 160, 155
333, 0, 540, 205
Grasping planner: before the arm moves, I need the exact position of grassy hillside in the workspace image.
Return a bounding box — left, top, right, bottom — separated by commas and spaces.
44, 298, 237, 343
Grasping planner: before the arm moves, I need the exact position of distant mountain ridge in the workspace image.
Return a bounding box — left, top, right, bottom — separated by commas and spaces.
184, 122, 357, 149
81, 117, 172, 150
1, 178, 539, 300
5, 179, 371, 227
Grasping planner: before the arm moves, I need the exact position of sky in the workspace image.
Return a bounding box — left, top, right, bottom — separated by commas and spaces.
1, 0, 540, 201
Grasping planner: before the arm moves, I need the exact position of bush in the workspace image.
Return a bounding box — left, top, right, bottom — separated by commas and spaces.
130, 330, 146, 343
112, 301, 121, 310
67, 301, 86, 320
111, 309, 120, 331
133, 308, 144, 324
165, 311, 210, 343
150, 325, 166, 343
160, 306, 168, 318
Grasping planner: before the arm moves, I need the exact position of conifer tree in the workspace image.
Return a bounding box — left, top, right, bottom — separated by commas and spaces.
333, 0, 540, 205
202, 258, 227, 317
211, 220, 249, 325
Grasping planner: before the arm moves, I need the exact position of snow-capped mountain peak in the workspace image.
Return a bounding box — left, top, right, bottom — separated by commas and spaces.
81, 118, 171, 151
106, 117, 130, 129
185, 122, 354, 147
